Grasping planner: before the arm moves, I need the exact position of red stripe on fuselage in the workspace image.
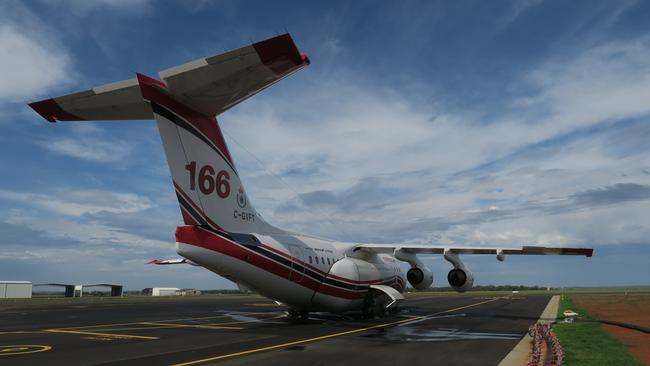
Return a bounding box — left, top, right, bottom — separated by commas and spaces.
260, 243, 399, 285
176, 226, 367, 300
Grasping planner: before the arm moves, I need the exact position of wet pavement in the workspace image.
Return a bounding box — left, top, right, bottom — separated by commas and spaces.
0, 294, 550, 365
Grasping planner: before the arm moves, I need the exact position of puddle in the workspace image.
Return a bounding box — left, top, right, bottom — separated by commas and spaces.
365, 318, 523, 343
373, 327, 522, 342
214, 311, 282, 323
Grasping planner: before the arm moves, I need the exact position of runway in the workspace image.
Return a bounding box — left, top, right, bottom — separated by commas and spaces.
0, 294, 550, 365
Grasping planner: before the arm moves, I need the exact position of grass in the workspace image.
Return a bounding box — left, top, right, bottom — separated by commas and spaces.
553, 294, 642, 366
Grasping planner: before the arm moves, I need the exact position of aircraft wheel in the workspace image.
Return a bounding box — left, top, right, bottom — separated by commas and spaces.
288, 308, 301, 318
362, 294, 377, 319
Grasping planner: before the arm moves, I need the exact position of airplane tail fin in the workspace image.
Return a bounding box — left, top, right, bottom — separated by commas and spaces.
28, 34, 310, 234
138, 73, 259, 234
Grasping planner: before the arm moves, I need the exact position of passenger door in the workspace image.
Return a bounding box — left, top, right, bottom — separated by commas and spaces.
288, 245, 305, 284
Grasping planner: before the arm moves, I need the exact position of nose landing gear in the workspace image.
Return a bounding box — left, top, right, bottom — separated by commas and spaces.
362, 290, 390, 319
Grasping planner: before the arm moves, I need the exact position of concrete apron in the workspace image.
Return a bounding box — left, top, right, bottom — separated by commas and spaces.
498, 295, 560, 366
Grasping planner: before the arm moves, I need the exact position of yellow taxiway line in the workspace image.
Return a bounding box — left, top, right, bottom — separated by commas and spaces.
138, 322, 244, 330
44, 329, 159, 340
172, 297, 503, 366
57, 315, 232, 330
0, 345, 52, 356
32, 313, 282, 340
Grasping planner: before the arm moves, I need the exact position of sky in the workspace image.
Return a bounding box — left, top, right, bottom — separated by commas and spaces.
1, 0, 650, 290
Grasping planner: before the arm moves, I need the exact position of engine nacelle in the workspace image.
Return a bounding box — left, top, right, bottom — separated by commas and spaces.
447, 268, 474, 292
406, 266, 433, 290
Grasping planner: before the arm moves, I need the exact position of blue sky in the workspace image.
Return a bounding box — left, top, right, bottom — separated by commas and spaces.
2, 0, 650, 290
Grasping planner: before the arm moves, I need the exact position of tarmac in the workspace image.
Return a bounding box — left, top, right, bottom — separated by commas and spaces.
0, 293, 551, 365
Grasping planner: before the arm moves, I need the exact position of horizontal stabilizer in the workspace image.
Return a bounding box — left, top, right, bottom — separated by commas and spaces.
29, 34, 310, 122
147, 258, 199, 266
29, 78, 152, 122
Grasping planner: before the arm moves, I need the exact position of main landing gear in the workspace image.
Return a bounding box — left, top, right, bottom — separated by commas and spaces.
288, 308, 309, 319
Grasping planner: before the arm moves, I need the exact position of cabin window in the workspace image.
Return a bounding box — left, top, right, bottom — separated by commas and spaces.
308, 256, 312, 264
327, 258, 331, 265
315, 257, 319, 264
321, 257, 325, 265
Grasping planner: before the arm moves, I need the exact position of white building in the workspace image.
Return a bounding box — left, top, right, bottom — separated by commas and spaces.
143, 287, 181, 296
0, 281, 32, 298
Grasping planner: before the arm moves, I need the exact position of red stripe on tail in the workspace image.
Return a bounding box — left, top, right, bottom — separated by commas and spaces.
28, 98, 84, 123
253, 34, 310, 75
136, 73, 235, 167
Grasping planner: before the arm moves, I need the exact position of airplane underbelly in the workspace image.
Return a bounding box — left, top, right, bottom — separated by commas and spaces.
177, 242, 315, 308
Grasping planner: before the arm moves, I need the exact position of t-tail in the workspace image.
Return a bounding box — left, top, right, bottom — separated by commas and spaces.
28, 34, 310, 235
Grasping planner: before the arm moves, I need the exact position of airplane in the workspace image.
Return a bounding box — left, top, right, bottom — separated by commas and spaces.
28, 34, 593, 318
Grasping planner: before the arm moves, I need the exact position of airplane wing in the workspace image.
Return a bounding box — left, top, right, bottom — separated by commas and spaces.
147, 259, 200, 266
29, 33, 310, 122
353, 244, 593, 257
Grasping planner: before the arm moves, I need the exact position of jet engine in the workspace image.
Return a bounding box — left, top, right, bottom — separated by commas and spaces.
447, 268, 474, 292
444, 249, 474, 292
406, 266, 434, 290
393, 248, 433, 290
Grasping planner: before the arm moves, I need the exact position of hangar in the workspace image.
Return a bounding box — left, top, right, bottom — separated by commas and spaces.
0, 281, 32, 298
34, 283, 123, 297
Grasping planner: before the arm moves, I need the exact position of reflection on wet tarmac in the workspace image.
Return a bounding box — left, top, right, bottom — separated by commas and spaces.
381, 326, 522, 342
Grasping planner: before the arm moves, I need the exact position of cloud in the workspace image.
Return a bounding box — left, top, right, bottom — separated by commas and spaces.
0, 2, 73, 101
41, 0, 152, 15
219, 33, 650, 250
521, 36, 650, 129
40, 136, 134, 163
0, 189, 153, 216
570, 183, 650, 206
497, 0, 544, 29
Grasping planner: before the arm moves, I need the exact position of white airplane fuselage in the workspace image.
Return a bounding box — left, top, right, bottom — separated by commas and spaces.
176, 226, 405, 313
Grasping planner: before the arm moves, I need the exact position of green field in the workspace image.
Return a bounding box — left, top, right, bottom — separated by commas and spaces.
553, 295, 642, 366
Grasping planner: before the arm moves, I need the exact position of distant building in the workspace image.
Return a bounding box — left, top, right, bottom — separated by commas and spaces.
33, 283, 123, 297
0, 281, 32, 298
142, 287, 181, 296
180, 288, 202, 296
